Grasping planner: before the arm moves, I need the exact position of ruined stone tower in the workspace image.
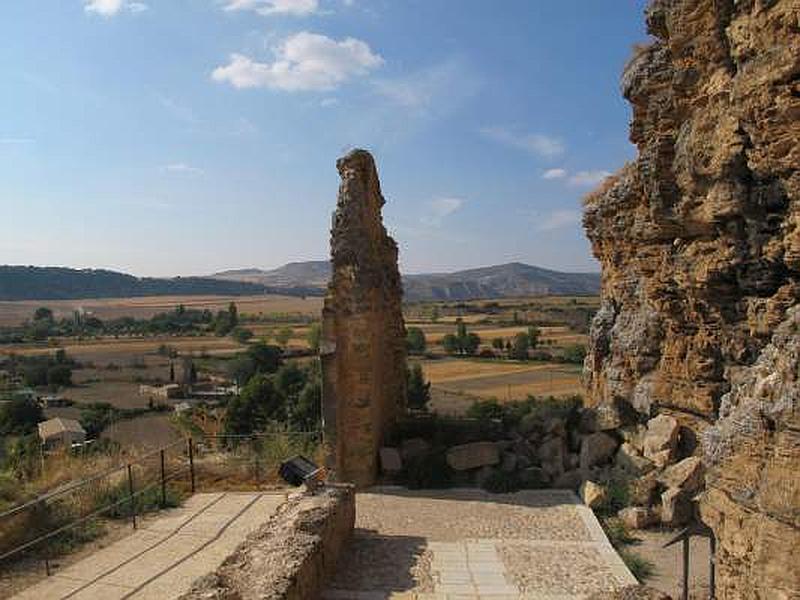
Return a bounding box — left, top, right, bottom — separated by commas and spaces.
321, 149, 407, 487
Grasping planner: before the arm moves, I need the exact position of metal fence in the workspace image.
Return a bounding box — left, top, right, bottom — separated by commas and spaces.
0, 431, 322, 578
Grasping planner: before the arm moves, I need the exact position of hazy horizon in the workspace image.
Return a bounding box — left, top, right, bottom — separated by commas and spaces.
2, 1, 648, 277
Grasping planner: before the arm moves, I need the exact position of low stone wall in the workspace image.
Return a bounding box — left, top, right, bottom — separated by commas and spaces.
181, 484, 355, 600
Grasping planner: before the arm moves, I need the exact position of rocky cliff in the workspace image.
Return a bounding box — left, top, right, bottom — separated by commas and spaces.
583, 0, 798, 597
321, 149, 407, 487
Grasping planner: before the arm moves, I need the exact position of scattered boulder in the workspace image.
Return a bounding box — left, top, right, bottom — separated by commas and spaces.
657, 456, 704, 494
545, 416, 566, 437
474, 465, 496, 488
643, 414, 679, 466
580, 432, 618, 470
566, 452, 580, 470
615, 442, 655, 477
379, 447, 402, 472
519, 467, 549, 489
580, 403, 623, 432
400, 438, 430, 462
618, 506, 656, 530
660, 487, 692, 527
538, 436, 566, 478
628, 471, 660, 506
619, 424, 647, 453
446, 441, 499, 471
580, 480, 608, 509
501, 451, 517, 473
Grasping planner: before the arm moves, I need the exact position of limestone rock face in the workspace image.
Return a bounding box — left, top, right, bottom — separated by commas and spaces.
321, 149, 407, 487
583, 1, 799, 597
583, 0, 800, 421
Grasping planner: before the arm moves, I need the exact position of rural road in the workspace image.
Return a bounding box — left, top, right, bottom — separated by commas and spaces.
11, 491, 287, 600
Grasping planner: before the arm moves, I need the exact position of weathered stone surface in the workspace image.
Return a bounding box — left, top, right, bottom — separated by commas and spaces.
616, 442, 655, 477
660, 487, 692, 527
446, 441, 500, 471
628, 471, 660, 507
580, 402, 623, 432
552, 469, 583, 491
538, 436, 567, 478
588, 585, 672, 600
379, 447, 402, 473
580, 480, 607, 509
618, 506, 657, 530
501, 451, 517, 472
582, 2, 799, 591
642, 415, 679, 466
321, 149, 407, 487
657, 456, 704, 494
701, 307, 800, 598
579, 432, 618, 470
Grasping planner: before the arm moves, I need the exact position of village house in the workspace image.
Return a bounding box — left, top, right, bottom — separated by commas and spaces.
38, 417, 87, 450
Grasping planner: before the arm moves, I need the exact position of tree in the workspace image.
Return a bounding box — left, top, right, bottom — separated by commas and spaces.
406, 327, 427, 355
214, 310, 233, 336
527, 326, 541, 349
274, 327, 293, 348
247, 342, 282, 374
430, 306, 440, 323
510, 332, 530, 360
46, 365, 72, 387
293, 380, 321, 430
306, 323, 321, 353
563, 344, 587, 364
228, 302, 239, 328
232, 327, 253, 344
406, 363, 431, 411
456, 318, 467, 340
224, 374, 283, 435
33, 307, 54, 323
442, 334, 459, 355
491, 337, 505, 352
0, 397, 44, 435
462, 332, 481, 356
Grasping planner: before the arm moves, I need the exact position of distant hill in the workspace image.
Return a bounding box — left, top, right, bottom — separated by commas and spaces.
212, 261, 600, 301
0, 266, 289, 301
213, 261, 331, 289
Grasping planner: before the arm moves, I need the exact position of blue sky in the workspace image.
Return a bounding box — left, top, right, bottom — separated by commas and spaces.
1, 0, 649, 277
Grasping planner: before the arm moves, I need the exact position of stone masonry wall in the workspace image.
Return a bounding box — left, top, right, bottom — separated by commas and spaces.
321, 149, 407, 487
582, 1, 799, 597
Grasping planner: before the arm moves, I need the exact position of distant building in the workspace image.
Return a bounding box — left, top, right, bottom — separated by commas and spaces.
38, 417, 87, 450
173, 402, 192, 414
138, 384, 182, 400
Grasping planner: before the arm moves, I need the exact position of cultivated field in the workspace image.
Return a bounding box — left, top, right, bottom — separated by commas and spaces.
0, 294, 323, 326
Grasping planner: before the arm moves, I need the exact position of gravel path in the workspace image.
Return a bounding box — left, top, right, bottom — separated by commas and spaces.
324, 487, 637, 600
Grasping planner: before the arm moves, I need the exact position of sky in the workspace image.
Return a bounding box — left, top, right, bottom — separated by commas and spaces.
0, 0, 650, 277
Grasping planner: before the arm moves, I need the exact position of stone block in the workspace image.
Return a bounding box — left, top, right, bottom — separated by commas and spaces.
400, 437, 430, 461
615, 442, 655, 477
538, 435, 566, 478
446, 441, 499, 471
628, 470, 660, 506
552, 469, 583, 490
580, 432, 619, 470
580, 480, 608, 509
643, 414, 679, 465
657, 456, 704, 494
618, 506, 656, 530
661, 487, 692, 526
379, 447, 402, 472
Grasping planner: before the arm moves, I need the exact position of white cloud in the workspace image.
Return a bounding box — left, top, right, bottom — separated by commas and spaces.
223, 0, 319, 16
480, 126, 565, 158
421, 196, 464, 227
568, 170, 612, 187
374, 59, 478, 111
542, 168, 567, 180
161, 163, 204, 175
84, 0, 148, 16
535, 209, 581, 232
212, 32, 383, 91
320, 97, 339, 107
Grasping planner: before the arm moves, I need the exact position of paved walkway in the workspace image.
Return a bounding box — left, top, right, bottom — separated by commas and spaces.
324, 488, 636, 600
11, 492, 286, 600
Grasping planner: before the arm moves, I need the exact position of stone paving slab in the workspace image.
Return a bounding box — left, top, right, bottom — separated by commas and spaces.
324, 487, 637, 600
11, 491, 287, 600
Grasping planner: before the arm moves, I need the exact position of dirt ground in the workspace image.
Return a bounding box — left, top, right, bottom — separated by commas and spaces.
631, 530, 711, 599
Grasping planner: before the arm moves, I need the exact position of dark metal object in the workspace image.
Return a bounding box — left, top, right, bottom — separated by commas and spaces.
160, 449, 167, 508
664, 521, 716, 599
127, 464, 137, 529
279, 455, 321, 486
188, 438, 196, 493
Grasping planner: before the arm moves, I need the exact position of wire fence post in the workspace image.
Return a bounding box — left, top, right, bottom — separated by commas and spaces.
127, 464, 137, 530
252, 435, 260, 483
160, 448, 166, 508
188, 438, 196, 493
682, 535, 689, 600
709, 534, 716, 600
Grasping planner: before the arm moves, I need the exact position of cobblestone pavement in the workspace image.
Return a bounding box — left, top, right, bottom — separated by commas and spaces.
9, 492, 287, 600
323, 487, 636, 600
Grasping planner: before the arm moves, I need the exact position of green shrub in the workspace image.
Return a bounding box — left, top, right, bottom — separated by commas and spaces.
620, 549, 655, 582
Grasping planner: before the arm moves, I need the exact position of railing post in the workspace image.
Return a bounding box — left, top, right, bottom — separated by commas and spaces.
160, 449, 166, 508
682, 535, 689, 600
709, 534, 716, 599
252, 435, 260, 483
44, 555, 51, 577
127, 464, 137, 530
188, 438, 196, 493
